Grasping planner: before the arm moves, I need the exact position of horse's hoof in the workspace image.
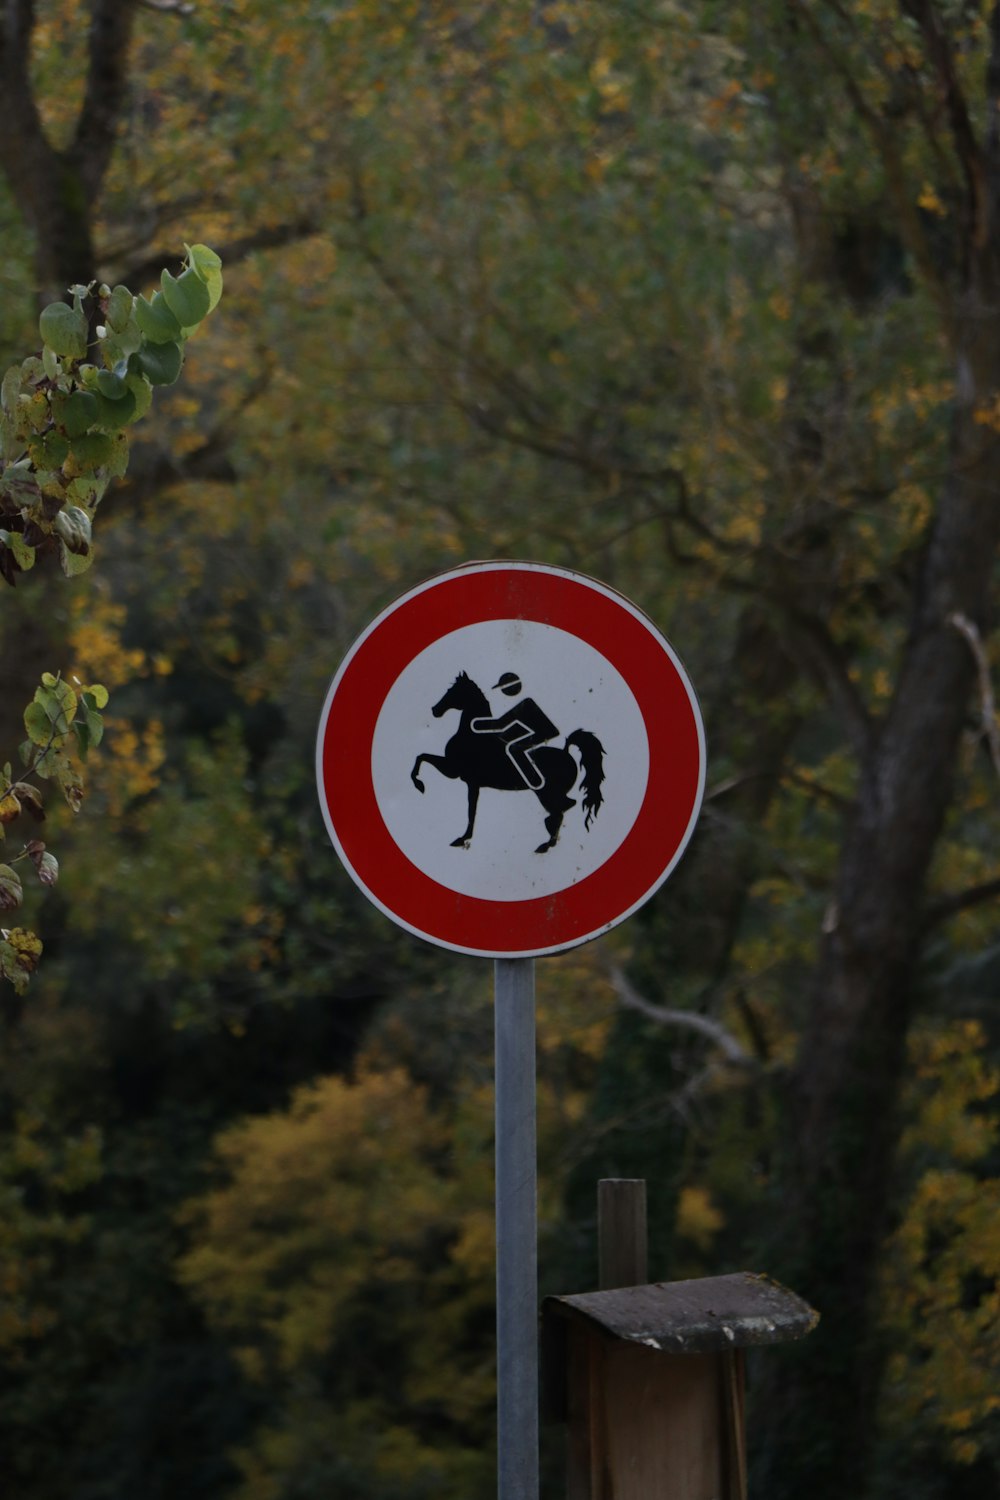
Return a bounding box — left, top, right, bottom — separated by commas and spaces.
535, 840, 556, 854
413, 778, 425, 794
451, 836, 470, 848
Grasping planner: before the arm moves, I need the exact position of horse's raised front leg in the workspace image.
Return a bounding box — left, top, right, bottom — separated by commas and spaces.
451, 782, 480, 848
411, 752, 451, 794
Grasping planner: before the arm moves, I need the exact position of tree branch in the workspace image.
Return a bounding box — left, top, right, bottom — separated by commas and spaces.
348, 163, 683, 482
706, 764, 853, 817
116, 216, 321, 288
71, 0, 139, 198
925, 873, 1000, 928
1, 0, 35, 73
782, 606, 874, 758
947, 610, 1000, 774
607, 963, 757, 1069
899, 0, 988, 248
781, 766, 855, 814
0, 0, 58, 207
791, 0, 956, 338
119, 350, 275, 506
685, 563, 873, 756
986, 1, 1000, 165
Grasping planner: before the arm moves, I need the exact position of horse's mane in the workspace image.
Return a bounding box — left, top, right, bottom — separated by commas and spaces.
452, 671, 490, 712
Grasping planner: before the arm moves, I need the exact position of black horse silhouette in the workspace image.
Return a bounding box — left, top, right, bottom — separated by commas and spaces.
410, 672, 606, 853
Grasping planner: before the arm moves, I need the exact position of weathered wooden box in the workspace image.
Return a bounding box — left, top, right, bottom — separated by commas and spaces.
543, 1271, 818, 1500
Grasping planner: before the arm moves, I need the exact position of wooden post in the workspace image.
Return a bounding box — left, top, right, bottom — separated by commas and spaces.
598, 1178, 648, 1290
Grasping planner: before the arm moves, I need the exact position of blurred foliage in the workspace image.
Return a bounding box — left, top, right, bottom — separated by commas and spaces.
881, 1022, 1000, 1467
0, 3, 998, 1500
177, 950, 611, 1500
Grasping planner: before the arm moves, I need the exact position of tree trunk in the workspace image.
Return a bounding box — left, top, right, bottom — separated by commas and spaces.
752, 69, 1000, 1490
0, 0, 136, 299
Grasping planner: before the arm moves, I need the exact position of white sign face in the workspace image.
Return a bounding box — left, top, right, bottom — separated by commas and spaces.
316, 561, 706, 958
371, 620, 649, 902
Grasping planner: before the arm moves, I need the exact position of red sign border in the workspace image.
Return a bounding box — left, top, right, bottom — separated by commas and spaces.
316, 562, 705, 957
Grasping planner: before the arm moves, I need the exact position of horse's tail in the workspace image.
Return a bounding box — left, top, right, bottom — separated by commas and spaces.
565, 729, 605, 829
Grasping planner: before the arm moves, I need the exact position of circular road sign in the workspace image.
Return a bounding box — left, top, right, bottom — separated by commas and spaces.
316, 561, 705, 958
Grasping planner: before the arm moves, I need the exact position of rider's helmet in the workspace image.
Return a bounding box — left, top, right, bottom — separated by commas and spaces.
493, 672, 522, 696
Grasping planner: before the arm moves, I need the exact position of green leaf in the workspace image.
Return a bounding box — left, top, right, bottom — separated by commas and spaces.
27, 843, 58, 887
95, 369, 128, 400
12, 783, 44, 820
186, 242, 222, 275
186, 243, 224, 312
92, 386, 137, 431
39, 300, 88, 360
52, 751, 84, 812
74, 713, 98, 756
23, 703, 53, 748
0, 864, 23, 911
76, 693, 105, 751
27, 679, 77, 741
28, 430, 69, 470
35, 472, 65, 508
8, 927, 42, 965
136, 339, 184, 386
54, 506, 92, 555
60, 541, 95, 578
161, 265, 211, 328
134, 291, 183, 344
0, 530, 35, 571
21, 390, 51, 433
0, 934, 35, 992
106, 285, 134, 332
124, 371, 153, 422
102, 320, 142, 366
0, 414, 14, 459
1, 366, 22, 414
106, 431, 129, 477
55, 389, 100, 437
84, 683, 109, 710
66, 475, 102, 511
66, 432, 115, 472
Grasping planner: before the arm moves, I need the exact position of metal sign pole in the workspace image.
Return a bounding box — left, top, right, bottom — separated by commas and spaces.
494, 956, 539, 1500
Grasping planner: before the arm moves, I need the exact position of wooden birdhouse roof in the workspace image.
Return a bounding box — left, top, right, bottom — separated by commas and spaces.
543, 1271, 818, 1356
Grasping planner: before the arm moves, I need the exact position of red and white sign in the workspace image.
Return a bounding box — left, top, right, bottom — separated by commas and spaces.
316, 561, 705, 957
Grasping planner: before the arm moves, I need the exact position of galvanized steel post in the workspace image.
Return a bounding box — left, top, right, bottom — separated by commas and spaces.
494, 957, 539, 1500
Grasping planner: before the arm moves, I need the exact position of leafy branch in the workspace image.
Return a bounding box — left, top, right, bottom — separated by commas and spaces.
0, 242, 223, 585
0, 243, 224, 990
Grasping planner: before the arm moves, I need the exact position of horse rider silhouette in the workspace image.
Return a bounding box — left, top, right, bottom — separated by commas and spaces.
470, 672, 559, 792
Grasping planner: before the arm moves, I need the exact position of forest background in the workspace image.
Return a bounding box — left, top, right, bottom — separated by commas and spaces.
1, 2, 999, 1498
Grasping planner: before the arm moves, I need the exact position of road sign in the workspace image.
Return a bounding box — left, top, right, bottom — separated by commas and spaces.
316, 561, 705, 958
